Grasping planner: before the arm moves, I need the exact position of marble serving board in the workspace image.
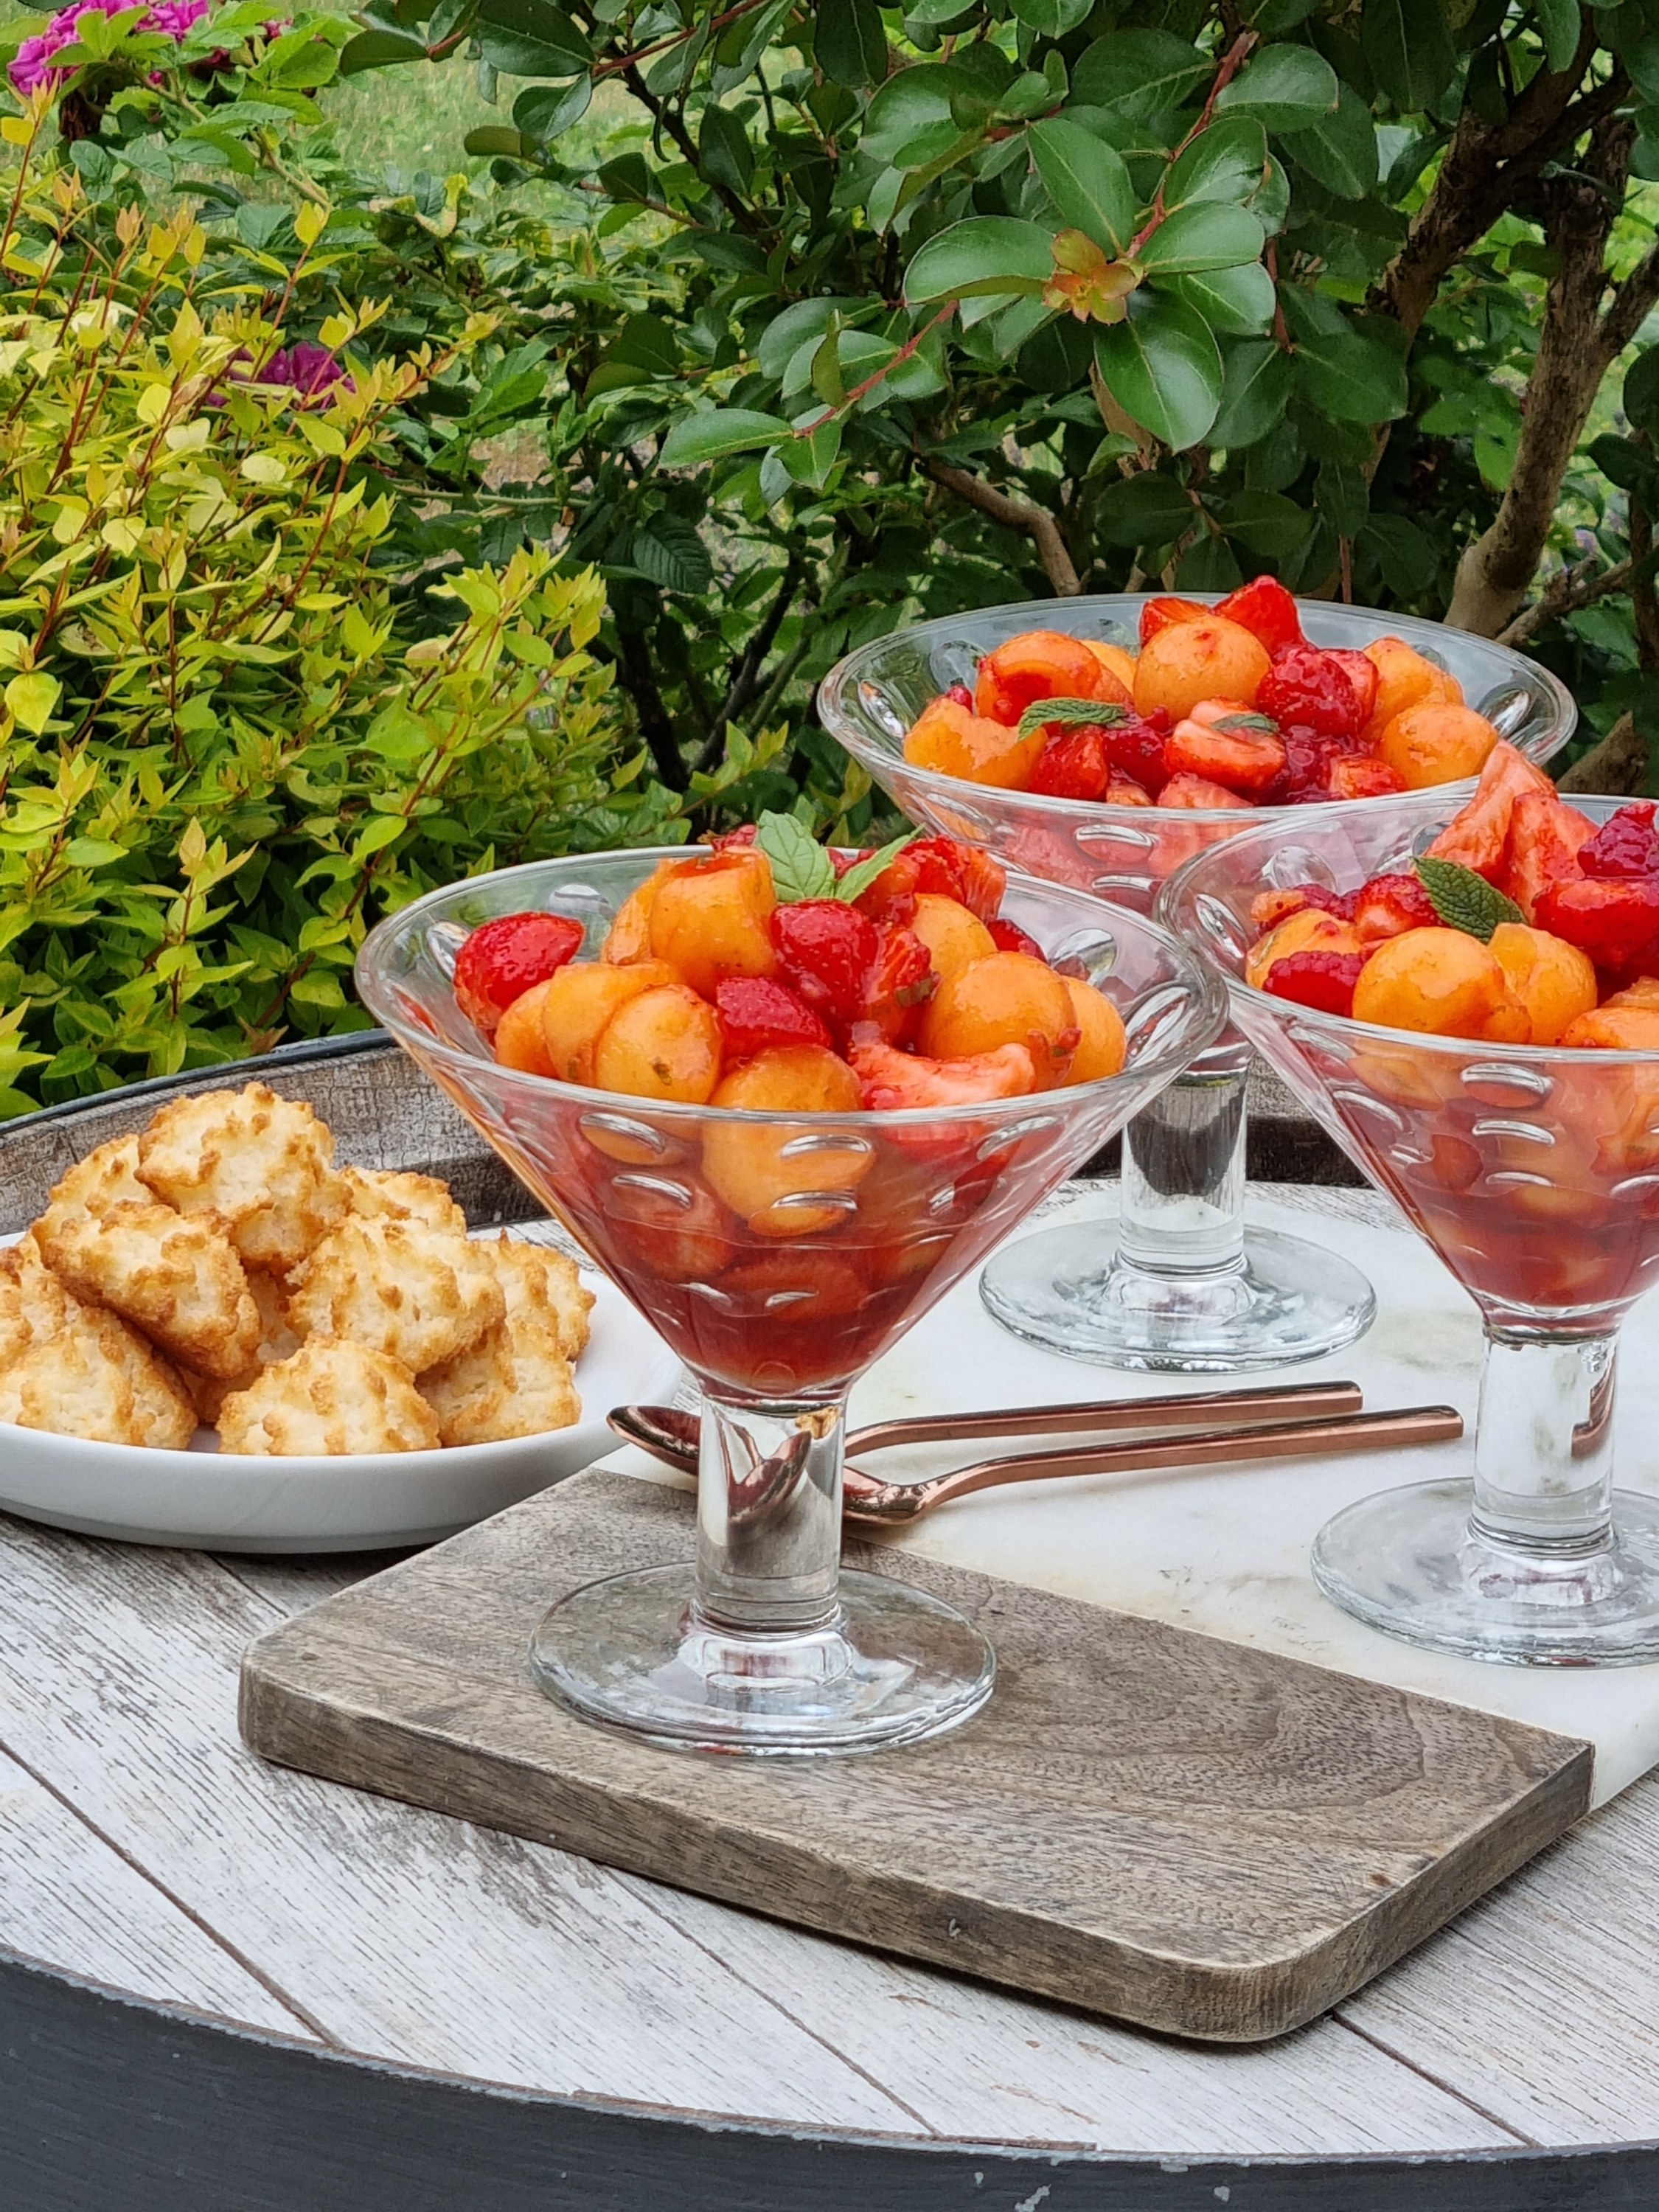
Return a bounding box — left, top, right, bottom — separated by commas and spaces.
599, 1183, 1659, 1811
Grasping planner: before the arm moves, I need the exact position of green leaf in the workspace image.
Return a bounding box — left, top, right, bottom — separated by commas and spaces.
1096, 470, 1193, 547
1012, 0, 1091, 32
1281, 290, 1407, 424
1094, 292, 1222, 452
631, 518, 713, 594
338, 24, 428, 70
1360, 512, 1437, 595
1535, 0, 1579, 73
660, 409, 789, 466
815, 0, 886, 87
903, 217, 1054, 305
835, 830, 920, 904
1215, 44, 1338, 130
1175, 534, 1241, 591
513, 72, 591, 139
1413, 856, 1523, 943
1361, 0, 1456, 113
1029, 119, 1135, 256
1016, 695, 1131, 740
1286, 81, 1378, 198
1625, 350, 1659, 442
1161, 261, 1276, 336
1211, 337, 1293, 448
756, 810, 837, 902
6, 671, 59, 734
1137, 203, 1265, 275
1069, 31, 1208, 122
1220, 487, 1310, 557
1164, 117, 1268, 210
699, 102, 754, 194
465, 124, 531, 157
475, 0, 590, 77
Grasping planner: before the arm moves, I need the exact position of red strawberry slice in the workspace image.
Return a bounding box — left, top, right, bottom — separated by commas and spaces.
1262, 950, 1366, 1016
714, 977, 832, 1061
858, 924, 937, 1046
454, 913, 585, 1035
1029, 724, 1111, 801
987, 917, 1044, 959
1215, 577, 1303, 656
770, 900, 880, 1032
1258, 647, 1362, 740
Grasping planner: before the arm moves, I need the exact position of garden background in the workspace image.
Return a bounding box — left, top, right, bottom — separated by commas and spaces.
0, 0, 1655, 1113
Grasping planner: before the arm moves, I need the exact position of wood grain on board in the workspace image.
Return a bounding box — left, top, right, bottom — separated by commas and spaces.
240, 1469, 1592, 2044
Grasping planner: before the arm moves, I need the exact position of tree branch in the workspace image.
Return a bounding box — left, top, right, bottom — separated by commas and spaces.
620, 65, 766, 237
921, 459, 1081, 596
1497, 553, 1634, 648
693, 553, 804, 772
616, 627, 689, 790
1558, 711, 1650, 795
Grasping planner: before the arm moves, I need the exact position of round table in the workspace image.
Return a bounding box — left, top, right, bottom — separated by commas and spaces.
2, 1042, 1656, 2211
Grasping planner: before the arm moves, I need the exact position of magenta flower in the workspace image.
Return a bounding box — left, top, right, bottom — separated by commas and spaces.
9, 0, 284, 94
257, 343, 352, 404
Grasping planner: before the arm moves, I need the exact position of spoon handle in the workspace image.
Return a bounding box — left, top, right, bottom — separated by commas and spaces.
846, 1379, 1363, 1458
844, 1405, 1464, 1524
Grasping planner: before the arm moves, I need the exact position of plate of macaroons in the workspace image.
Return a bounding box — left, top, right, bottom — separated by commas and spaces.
0, 1081, 680, 1551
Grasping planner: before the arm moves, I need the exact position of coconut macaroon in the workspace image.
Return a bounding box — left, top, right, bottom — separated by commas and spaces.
39, 1135, 152, 1231
136, 1082, 347, 1274
0, 1237, 71, 1369
35, 1200, 262, 1379
285, 1216, 504, 1375
218, 1339, 441, 1456
179, 1269, 304, 1427
422, 1235, 583, 1447
0, 1297, 196, 1450
339, 1165, 467, 1236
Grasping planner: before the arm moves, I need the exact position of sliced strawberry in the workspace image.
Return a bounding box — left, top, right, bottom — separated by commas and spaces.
1029, 723, 1111, 801
849, 1037, 1036, 1109
1579, 801, 1659, 880
944, 682, 974, 709
1324, 756, 1405, 800
1250, 884, 1360, 929
1425, 740, 1555, 883
1138, 596, 1208, 645
1535, 876, 1659, 969
1261, 726, 1343, 804
1506, 789, 1596, 921
1259, 647, 1362, 740
1158, 771, 1253, 810
1352, 872, 1436, 941
454, 912, 585, 1035
706, 824, 759, 852
1103, 714, 1169, 790
1215, 577, 1302, 656
859, 924, 937, 1046
770, 900, 880, 1032
714, 976, 832, 1061
1328, 648, 1379, 726
1262, 949, 1366, 1017
987, 917, 1043, 958
1105, 768, 1153, 806
1164, 711, 1286, 796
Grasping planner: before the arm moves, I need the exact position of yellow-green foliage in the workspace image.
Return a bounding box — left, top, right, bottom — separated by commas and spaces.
0, 124, 641, 1112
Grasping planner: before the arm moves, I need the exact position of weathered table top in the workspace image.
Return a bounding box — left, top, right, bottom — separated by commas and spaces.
3, 1042, 1657, 2210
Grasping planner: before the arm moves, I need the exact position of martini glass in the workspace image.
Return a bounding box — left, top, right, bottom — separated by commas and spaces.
357, 851, 1222, 1751
1164, 792, 1659, 1665
820, 595, 1574, 1374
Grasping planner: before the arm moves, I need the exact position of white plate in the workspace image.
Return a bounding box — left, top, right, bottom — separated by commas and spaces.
0, 1267, 681, 1553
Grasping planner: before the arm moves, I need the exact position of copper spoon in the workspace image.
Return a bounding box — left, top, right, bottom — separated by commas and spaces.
609, 1391, 1463, 1531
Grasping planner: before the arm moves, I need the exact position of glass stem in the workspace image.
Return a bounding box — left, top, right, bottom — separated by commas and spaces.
695, 1388, 846, 1634
1470, 1329, 1619, 1557
1116, 1064, 1248, 1276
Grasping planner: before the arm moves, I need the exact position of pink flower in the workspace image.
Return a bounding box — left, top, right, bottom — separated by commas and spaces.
257, 343, 351, 404
8, 0, 283, 93
145, 0, 207, 33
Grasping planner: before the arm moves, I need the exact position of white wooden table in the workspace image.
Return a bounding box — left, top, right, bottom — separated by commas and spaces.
1, 1044, 1655, 2211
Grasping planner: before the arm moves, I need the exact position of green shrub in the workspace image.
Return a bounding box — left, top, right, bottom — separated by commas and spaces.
0, 125, 653, 1113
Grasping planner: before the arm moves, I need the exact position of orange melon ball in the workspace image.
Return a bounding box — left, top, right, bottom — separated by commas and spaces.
908, 892, 995, 984
1085, 639, 1138, 696
1060, 977, 1127, 1084
494, 977, 557, 1076
602, 860, 678, 964
1133, 616, 1271, 723
1360, 637, 1462, 742
975, 629, 1121, 723
1352, 927, 1527, 1041
904, 698, 1045, 789
540, 959, 679, 1085
702, 1045, 870, 1237
592, 983, 723, 1104
1488, 924, 1597, 1047
647, 849, 776, 999
917, 951, 1079, 1088
1376, 703, 1500, 790
1560, 1005, 1659, 1050
1245, 909, 1364, 991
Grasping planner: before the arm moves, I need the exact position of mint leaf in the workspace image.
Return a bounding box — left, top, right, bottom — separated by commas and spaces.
1015, 695, 1132, 740
1214, 712, 1278, 735
1413, 855, 1523, 942
755, 810, 836, 903
835, 830, 918, 907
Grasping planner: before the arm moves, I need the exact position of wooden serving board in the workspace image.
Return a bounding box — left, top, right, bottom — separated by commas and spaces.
240, 1469, 1591, 2045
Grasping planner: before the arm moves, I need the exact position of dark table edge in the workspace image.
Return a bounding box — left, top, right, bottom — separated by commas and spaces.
3, 1943, 1656, 2209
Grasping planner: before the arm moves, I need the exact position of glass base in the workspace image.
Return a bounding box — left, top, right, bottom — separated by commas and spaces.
528, 1563, 996, 1754
979, 1220, 1377, 1373
1313, 1478, 1659, 1666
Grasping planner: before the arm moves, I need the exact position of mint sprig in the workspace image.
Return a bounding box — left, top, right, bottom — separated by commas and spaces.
754, 813, 919, 906
1413, 855, 1523, 942
1214, 712, 1278, 735
1016, 695, 1132, 740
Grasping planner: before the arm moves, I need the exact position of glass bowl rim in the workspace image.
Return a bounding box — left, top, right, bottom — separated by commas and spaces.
817, 589, 1578, 828
355, 847, 1229, 1130
1162, 790, 1659, 1067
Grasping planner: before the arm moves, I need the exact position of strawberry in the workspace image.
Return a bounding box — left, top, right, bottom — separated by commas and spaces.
1505, 788, 1596, 921
1105, 768, 1153, 806
1215, 577, 1302, 656
1029, 723, 1111, 801
1535, 876, 1659, 970
1425, 741, 1555, 882
858, 923, 937, 1046
1164, 710, 1286, 796
1262, 949, 1366, 1017
1352, 872, 1436, 941
849, 1037, 1036, 1109
706, 824, 759, 852
1258, 647, 1362, 740
1102, 713, 1170, 790
1138, 596, 1208, 645
987, 916, 1044, 959
1328, 648, 1379, 726
1158, 771, 1253, 810
714, 976, 832, 1060
1250, 884, 1360, 929
855, 836, 1007, 922
1260, 727, 1343, 804
945, 682, 974, 709
1324, 756, 1405, 800
1579, 801, 1659, 880
454, 912, 584, 1036
769, 900, 880, 1032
